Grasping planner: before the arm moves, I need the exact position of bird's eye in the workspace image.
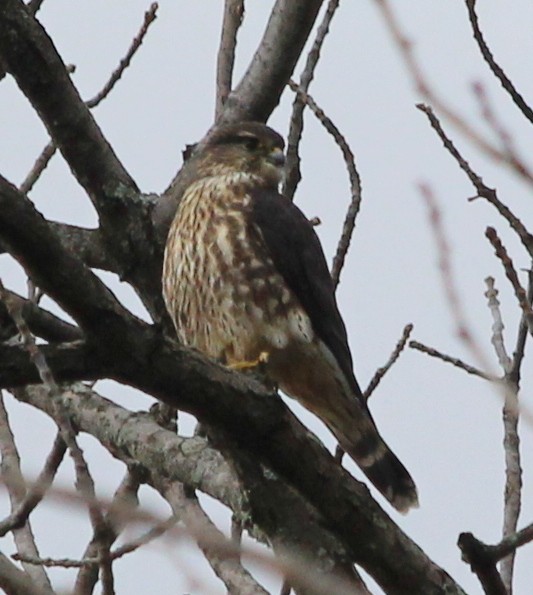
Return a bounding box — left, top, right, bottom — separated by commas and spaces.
239, 135, 260, 151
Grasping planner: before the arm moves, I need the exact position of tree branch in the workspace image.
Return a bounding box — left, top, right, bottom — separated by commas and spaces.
215, 0, 244, 119
0, 549, 51, 595
284, 0, 340, 200
464, 0, 533, 125
0, 431, 66, 538
287, 81, 363, 288
0, 0, 138, 209
162, 0, 326, 229
160, 482, 269, 595
0, 394, 54, 593
458, 532, 507, 595
13, 381, 464, 593
0, 137, 465, 591
220, 0, 324, 124
0, 174, 140, 333
13, 383, 363, 593
0, 341, 103, 387
0, 288, 82, 343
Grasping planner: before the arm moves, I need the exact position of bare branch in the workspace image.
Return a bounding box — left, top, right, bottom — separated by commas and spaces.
417, 104, 533, 257
0, 288, 82, 343
464, 0, 533, 125
74, 470, 143, 595
375, 0, 533, 187
0, 1, 139, 207
473, 82, 516, 158
288, 81, 363, 287
500, 383, 521, 592
493, 521, 533, 561
485, 227, 533, 335
0, 431, 66, 538
365, 324, 413, 400
18, 4, 157, 200
18, 141, 56, 196
482, 272, 523, 593
0, 279, 117, 593
14, 383, 358, 588
0, 175, 137, 333
108, 514, 176, 562
409, 341, 497, 382
219, 0, 324, 124
12, 382, 465, 594
0, 549, 51, 595
419, 183, 493, 373
484, 277, 512, 373
459, 522, 533, 595
161, 482, 269, 595
0, 394, 54, 593
86, 3, 159, 109
284, 0, 340, 200
215, 0, 244, 119
509, 268, 533, 388
458, 532, 507, 595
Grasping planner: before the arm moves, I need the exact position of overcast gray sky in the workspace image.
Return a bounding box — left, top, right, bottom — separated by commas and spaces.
2, 1, 533, 593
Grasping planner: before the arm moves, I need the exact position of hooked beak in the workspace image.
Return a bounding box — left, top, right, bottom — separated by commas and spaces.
267, 147, 286, 168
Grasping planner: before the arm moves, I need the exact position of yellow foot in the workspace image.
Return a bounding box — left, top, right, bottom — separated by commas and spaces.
228, 351, 270, 371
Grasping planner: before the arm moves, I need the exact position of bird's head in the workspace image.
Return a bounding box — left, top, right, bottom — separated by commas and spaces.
195, 122, 286, 188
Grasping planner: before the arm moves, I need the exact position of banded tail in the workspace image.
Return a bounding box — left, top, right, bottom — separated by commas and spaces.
328, 409, 419, 513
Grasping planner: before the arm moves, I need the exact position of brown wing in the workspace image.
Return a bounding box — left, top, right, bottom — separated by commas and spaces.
249, 188, 365, 402
249, 188, 418, 512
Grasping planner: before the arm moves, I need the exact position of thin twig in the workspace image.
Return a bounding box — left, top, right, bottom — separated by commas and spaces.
375, 0, 533, 188
18, 142, 56, 195
459, 523, 533, 595
0, 549, 51, 595
0, 431, 66, 537
364, 324, 413, 400
0, 394, 54, 594
284, 0, 340, 200
493, 521, 533, 561
416, 103, 533, 257
464, 0, 533, 125
409, 341, 497, 382
500, 381, 521, 593
419, 183, 493, 373
288, 80, 363, 288
111, 515, 179, 561
215, 0, 244, 119
74, 469, 144, 595
484, 277, 512, 373
0, 280, 114, 593
18, 3, 158, 195
483, 272, 522, 593
9, 478, 366, 595
485, 227, 533, 336
508, 268, 533, 388
86, 3, 158, 108
161, 482, 270, 595
473, 82, 515, 158
458, 532, 507, 595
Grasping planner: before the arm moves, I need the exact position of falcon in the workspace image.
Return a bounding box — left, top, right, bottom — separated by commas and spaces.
162, 122, 418, 512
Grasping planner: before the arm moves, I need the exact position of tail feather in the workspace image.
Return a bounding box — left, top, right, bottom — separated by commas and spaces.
341, 435, 419, 513
328, 414, 418, 514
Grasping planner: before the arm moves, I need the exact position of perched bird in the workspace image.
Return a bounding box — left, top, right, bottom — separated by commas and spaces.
163, 121, 418, 512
